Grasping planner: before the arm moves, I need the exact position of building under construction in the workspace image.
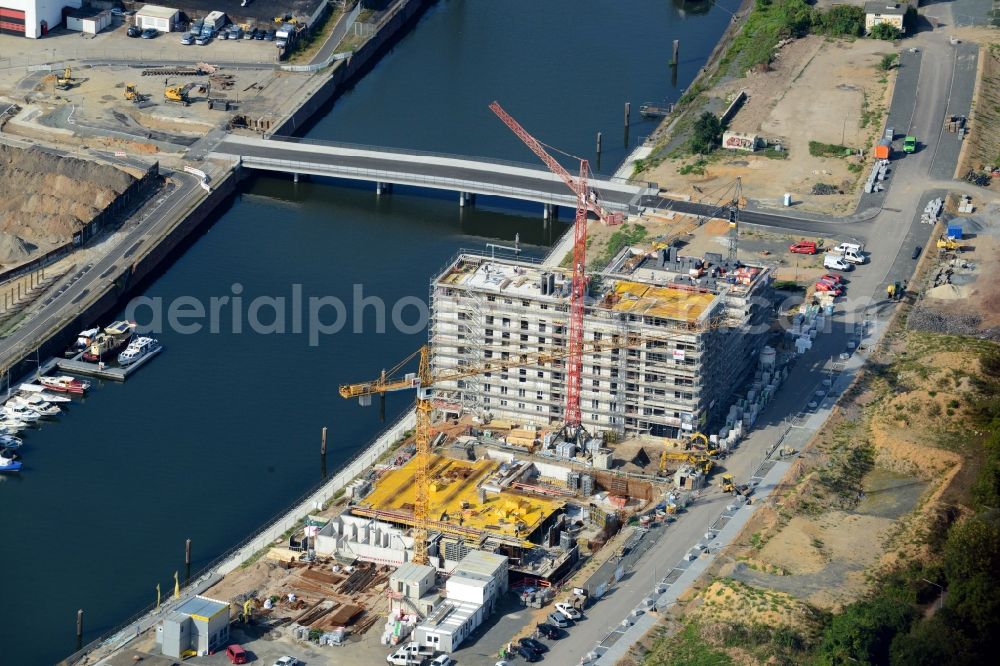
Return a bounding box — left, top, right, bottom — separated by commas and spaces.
429, 246, 772, 438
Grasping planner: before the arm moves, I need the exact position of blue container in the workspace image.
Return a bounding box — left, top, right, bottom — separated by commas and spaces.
947, 224, 962, 240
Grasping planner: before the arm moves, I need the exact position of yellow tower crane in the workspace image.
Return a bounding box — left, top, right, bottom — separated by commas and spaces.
339, 331, 675, 564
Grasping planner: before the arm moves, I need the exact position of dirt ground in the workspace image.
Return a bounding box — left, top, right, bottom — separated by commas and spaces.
648, 35, 896, 214
913, 200, 1000, 331
0, 143, 136, 260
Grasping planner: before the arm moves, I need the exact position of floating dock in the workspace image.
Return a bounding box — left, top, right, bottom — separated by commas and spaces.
55, 346, 161, 381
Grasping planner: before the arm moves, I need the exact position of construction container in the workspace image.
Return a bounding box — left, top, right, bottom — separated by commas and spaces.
947, 223, 963, 240
874, 143, 890, 160
593, 449, 612, 470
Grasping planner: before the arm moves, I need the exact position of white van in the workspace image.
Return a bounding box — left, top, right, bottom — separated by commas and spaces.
832, 242, 862, 254
823, 254, 851, 271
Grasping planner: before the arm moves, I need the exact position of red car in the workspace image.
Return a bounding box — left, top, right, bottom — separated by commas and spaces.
225, 645, 248, 665
820, 273, 845, 284
789, 241, 818, 255
814, 281, 842, 296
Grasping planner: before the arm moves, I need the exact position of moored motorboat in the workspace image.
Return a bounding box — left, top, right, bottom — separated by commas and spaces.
117, 337, 162, 367
0, 419, 26, 434
64, 327, 100, 358
12, 396, 60, 417
38, 376, 90, 394
82, 320, 135, 362
3, 403, 40, 423
0, 434, 22, 449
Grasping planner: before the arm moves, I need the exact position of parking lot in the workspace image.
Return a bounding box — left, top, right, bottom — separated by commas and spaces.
0, 14, 283, 68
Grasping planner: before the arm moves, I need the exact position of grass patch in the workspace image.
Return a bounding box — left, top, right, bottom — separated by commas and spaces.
808, 140, 851, 158
678, 159, 708, 175
761, 146, 788, 159
589, 223, 647, 270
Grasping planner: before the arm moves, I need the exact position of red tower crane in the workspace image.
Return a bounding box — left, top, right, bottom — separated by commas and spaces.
489, 101, 619, 439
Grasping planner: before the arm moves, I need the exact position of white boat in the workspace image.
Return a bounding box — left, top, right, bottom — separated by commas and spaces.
12, 396, 60, 417
117, 337, 162, 367
3, 403, 40, 422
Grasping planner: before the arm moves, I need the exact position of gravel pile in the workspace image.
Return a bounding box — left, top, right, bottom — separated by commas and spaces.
907, 305, 1000, 341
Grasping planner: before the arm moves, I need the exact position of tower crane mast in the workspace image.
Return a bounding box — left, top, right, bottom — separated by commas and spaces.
488, 101, 620, 439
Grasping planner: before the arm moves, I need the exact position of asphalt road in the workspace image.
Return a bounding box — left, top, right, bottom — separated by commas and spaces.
213, 137, 648, 209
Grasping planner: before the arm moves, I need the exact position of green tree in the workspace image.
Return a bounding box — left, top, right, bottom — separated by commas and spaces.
816, 596, 916, 665
691, 112, 724, 154
816, 5, 865, 37
869, 23, 902, 41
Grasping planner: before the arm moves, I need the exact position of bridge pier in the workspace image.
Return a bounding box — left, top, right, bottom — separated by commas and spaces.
543, 203, 558, 221
293, 173, 300, 183
459, 191, 474, 208
376, 182, 392, 196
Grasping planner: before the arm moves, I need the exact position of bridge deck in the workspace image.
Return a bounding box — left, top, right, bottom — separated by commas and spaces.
212, 135, 654, 211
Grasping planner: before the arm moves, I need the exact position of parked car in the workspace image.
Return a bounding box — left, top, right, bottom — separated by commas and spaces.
273, 658, 300, 666
243, 26, 255, 39
820, 273, 845, 284
140, 27, 158, 39
275, 39, 287, 49
126, 25, 141, 37
823, 254, 851, 271
225, 644, 248, 664
536, 623, 562, 639
519, 637, 548, 654
547, 611, 572, 628
903, 135, 917, 153
789, 240, 818, 255
179, 32, 193, 45
195, 34, 210, 45
814, 281, 842, 296
554, 602, 582, 620
431, 656, 454, 666
264, 29, 276, 40
516, 646, 541, 662
911, 245, 922, 260
254, 28, 265, 39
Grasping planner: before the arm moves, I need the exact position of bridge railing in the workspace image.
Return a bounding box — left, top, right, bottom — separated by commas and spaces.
238, 155, 634, 210
259, 134, 643, 186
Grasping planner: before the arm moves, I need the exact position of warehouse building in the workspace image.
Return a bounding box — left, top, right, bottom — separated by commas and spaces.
134, 3, 179, 32
429, 247, 772, 438
0, 0, 81, 37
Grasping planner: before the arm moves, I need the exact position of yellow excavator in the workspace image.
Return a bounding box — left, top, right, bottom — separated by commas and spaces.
936, 235, 959, 251
55, 66, 74, 90
660, 449, 714, 475
164, 83, 195, 105
123, 83, 143, 103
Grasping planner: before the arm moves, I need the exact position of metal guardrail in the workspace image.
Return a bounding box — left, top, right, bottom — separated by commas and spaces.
261, 134, 648, 187
238, 155, 636, 210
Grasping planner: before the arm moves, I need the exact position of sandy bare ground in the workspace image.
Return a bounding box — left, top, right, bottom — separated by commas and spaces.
648, 35, 897, 214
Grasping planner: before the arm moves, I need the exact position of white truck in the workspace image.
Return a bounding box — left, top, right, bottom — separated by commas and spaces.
386, 642, 435, 665
830, 242, 867, 265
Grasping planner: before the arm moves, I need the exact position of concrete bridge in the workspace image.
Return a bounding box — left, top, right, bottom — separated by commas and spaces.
212, 135, 657, 216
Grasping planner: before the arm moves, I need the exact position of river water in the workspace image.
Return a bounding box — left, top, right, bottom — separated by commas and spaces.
0, 1, 738, 661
